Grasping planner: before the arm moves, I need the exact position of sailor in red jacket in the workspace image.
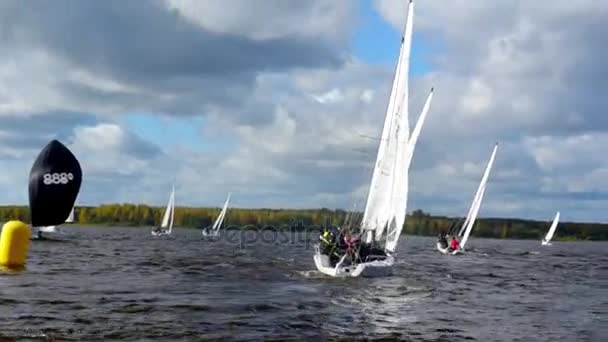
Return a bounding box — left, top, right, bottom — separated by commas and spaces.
450, 236, 460, 251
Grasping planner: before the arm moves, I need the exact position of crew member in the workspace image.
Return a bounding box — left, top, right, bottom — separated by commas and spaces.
450, 236, 460, 251
319, 227, 341, 264
437, 232, 448, 249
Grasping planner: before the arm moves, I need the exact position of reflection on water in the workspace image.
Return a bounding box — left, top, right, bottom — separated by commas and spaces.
0, 227, 605, 341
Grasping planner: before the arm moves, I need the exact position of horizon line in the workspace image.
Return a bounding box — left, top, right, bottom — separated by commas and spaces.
1, 203, 607, 226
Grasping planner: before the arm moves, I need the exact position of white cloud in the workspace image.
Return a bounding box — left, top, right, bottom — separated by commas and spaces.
164, 0, 355, 42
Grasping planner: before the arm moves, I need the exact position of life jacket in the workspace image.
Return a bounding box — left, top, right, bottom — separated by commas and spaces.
343, 234, 360, 252
450, 238, 459, 250
320, 230, 333, 245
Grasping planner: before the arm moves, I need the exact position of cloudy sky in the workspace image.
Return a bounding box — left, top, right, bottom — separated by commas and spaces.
0, 0, 606, 222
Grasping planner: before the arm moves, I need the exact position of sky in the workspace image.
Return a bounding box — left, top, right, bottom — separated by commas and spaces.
0, 0, 607, 222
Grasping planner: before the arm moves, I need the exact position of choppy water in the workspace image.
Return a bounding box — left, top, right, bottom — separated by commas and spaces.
0, 226, 606, 341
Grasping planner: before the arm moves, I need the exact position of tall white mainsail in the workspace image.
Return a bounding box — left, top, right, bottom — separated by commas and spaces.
161, 185, 176, 234
458, 144, 498, 250
385, 88, 434, 252
543, 212, 560, 244
361, 0, 415, 244
211, 193, 231, 233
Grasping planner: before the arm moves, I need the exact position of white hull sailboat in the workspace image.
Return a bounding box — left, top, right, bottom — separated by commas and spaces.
314, 0, 433, 277
202, 193, 231, 237
440, 144, 498, 255
541, 212, 560, 246
152, 186, 175, 237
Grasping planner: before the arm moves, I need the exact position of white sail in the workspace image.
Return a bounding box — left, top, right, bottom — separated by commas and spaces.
65, 207, 75, 223
458, 181, 484, 237
211, 193, 231, 232
543, 212, 560, 244
362, 0, 414, 244
458, 158, 491, 237
458, 144, 498, 250
161, 186, 175, 233
385, 87, 433, 252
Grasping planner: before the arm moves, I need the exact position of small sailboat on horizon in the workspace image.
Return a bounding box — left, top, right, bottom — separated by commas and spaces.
202, 193, 232, 237
437, 143, 498, 255
151, 185, 175, 237
541, 212, 560, 246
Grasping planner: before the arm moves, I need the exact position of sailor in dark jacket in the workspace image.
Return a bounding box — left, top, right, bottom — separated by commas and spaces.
319, 227, 341, 264
437, 232, 448, 249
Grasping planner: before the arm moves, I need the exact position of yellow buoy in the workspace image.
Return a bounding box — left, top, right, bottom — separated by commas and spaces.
0, 220, 31, 268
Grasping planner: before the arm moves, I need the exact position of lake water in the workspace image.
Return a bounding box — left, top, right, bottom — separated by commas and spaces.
0, 226, 606, 341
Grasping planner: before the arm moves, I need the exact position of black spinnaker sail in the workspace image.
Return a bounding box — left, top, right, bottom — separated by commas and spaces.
28, 140, 82, 227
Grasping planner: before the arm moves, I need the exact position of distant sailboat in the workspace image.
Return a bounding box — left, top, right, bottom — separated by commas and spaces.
437, 143, 498, 255
202, 193, 231, 237
152, 186, 175, 237
29, 140, 82, 239
542, 212, 560, 246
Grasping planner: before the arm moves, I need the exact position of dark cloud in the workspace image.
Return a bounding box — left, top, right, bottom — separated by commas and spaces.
0, 0, 352, 121
0, 112, 98, 158
0, 0, 344, 85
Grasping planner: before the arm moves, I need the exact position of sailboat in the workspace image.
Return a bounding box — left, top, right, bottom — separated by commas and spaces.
437, 143, 499, 255
541, 212, 560, 246
29, 140, 82, 240
202, 193, 231, 237
151, 185, 175, 236
314, 0, 434, 277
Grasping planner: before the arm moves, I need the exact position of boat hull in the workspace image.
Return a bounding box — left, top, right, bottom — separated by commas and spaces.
201, 229, 219, 238
313, 246, 394, 278
541, 240, 551, 246
451, 248, 465, 255
38, 226, 62, 234
436, 242, 450, 254
151, 229, 170, 237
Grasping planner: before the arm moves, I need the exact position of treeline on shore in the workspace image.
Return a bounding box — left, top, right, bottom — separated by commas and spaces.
0, 205, 606, 240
